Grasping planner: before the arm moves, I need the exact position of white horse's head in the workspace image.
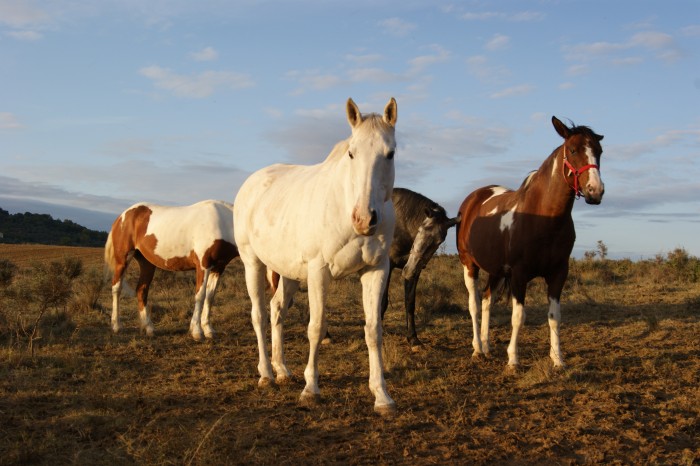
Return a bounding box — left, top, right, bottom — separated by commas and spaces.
344, 97, 397, 236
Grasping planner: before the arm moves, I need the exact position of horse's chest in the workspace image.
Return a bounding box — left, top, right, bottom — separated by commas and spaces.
328, 236, 388, 278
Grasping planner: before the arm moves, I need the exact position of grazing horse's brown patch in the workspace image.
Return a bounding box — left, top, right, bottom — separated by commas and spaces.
456, 116, 604, 367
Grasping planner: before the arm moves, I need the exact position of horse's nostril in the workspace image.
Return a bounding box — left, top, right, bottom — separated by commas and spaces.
369, 210, 378, 227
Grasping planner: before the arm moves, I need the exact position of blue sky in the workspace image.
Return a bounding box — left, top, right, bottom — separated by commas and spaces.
1, 0, 699, 259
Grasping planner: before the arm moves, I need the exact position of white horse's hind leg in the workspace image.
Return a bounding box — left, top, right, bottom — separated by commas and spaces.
111, 280, 122, 333
361, 263, 395, 415
243, 258, 275, 386
480, 291, 493, 355
463, 266, 483, 357
189, 268, 209, 341
548, 297, 564, 367
507, 297, 526, 367
138, 304, 155, 337
270, 277, 298, 383
300, 262, 329, 403
200, 271, 220, 339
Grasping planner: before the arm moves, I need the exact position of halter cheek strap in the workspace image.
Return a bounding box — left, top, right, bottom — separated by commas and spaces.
562, 146, 599, 198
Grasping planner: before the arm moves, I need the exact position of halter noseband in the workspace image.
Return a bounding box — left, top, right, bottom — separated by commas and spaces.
562, 145, 599, 199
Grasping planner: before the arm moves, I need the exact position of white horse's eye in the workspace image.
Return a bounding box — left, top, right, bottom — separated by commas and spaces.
387, 150, 395, 160
348, 151, 354, 159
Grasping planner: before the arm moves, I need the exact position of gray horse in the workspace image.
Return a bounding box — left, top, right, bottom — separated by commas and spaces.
382, 188, 459, 349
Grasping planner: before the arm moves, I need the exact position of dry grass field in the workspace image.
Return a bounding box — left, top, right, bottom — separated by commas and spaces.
0, 244, 698, 465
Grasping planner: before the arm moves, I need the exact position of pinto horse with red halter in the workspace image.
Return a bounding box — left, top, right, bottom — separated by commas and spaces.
105, 200, 238, 340
456, 116, 604, 368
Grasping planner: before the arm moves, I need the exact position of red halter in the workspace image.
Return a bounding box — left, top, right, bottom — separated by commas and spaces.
562, 146, 599, 198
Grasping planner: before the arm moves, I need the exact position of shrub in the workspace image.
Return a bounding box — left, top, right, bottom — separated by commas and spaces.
0, 259, 17, 288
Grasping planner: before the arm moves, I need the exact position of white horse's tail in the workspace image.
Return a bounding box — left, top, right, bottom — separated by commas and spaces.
104, 230, 116, 274
104, 230, 135, 297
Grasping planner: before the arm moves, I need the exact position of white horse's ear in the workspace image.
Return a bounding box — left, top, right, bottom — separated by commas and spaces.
347, 98, 363, 128
384, 97, 397, 127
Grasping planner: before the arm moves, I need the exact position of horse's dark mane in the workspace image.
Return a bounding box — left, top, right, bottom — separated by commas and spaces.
565, 120, 602, 139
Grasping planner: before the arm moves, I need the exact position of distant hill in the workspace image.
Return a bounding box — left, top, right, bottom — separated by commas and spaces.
0, 208, 108, 247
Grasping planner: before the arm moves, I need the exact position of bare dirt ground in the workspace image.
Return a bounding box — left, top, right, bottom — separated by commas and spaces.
0, 246, 698, 465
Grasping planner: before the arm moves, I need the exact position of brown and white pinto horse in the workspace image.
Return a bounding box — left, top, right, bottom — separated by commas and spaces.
105, 200, 238, 340
456, 116, 604, 368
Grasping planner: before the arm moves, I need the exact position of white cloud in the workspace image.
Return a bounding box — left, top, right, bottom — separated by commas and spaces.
379, 17, 416, 37
348, 68, 397, 83
466, 55, 511, 82
5, 29, 42, 41
461, 12, 498, 21
681, 25, 700, 37
610, 57, 643, 66
190, 46, 218, 62
287, 70, 342, 94
0, 112, 22, 129
485, 33, 509, 51
408, 45, 450, 73
490, 84, 535, 99
461, 11, 544, 22
558, 82, 575, 90
0, 1, 50, 28
565, 30, 682, 64
345, 53, 383, 65
139, 65, 254, 98
566, 64, 589, 76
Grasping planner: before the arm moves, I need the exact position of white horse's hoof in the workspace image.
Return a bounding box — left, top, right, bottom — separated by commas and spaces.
374, 402, 397, 417
144, 326, 155, 337
258, 377, 275, 388
276, 374, 293, 385
298, 390, 321, 407
111, 324, 121, 334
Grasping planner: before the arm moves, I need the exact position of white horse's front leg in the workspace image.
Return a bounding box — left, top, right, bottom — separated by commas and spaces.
243, 259, 275, 385
300, 263, 329, 403
361, 262, 396, 415
507, 297, 526, 367
190, 268, 210, 341
270, 277, 298, 383
200, 271, 220, 339
548, 296, 564, 367
463, 267, 483, 357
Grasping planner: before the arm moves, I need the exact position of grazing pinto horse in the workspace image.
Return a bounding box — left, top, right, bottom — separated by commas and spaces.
456, 116, 604, 368
383, 188, 460, 349
105, 200, 238, 340
234, 98, 398, 415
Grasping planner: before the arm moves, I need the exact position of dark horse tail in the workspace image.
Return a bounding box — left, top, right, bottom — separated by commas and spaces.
482, 265, 512, 304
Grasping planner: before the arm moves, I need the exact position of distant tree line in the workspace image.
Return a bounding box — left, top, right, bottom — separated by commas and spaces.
0, 208, 108, 247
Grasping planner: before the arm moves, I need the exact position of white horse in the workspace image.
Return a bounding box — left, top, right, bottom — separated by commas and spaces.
105, 200, 238, 340
234, 98, 398, 415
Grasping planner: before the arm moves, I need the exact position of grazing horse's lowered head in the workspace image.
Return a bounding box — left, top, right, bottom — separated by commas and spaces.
402, 207, 460, 281
346, 97, 397, 236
